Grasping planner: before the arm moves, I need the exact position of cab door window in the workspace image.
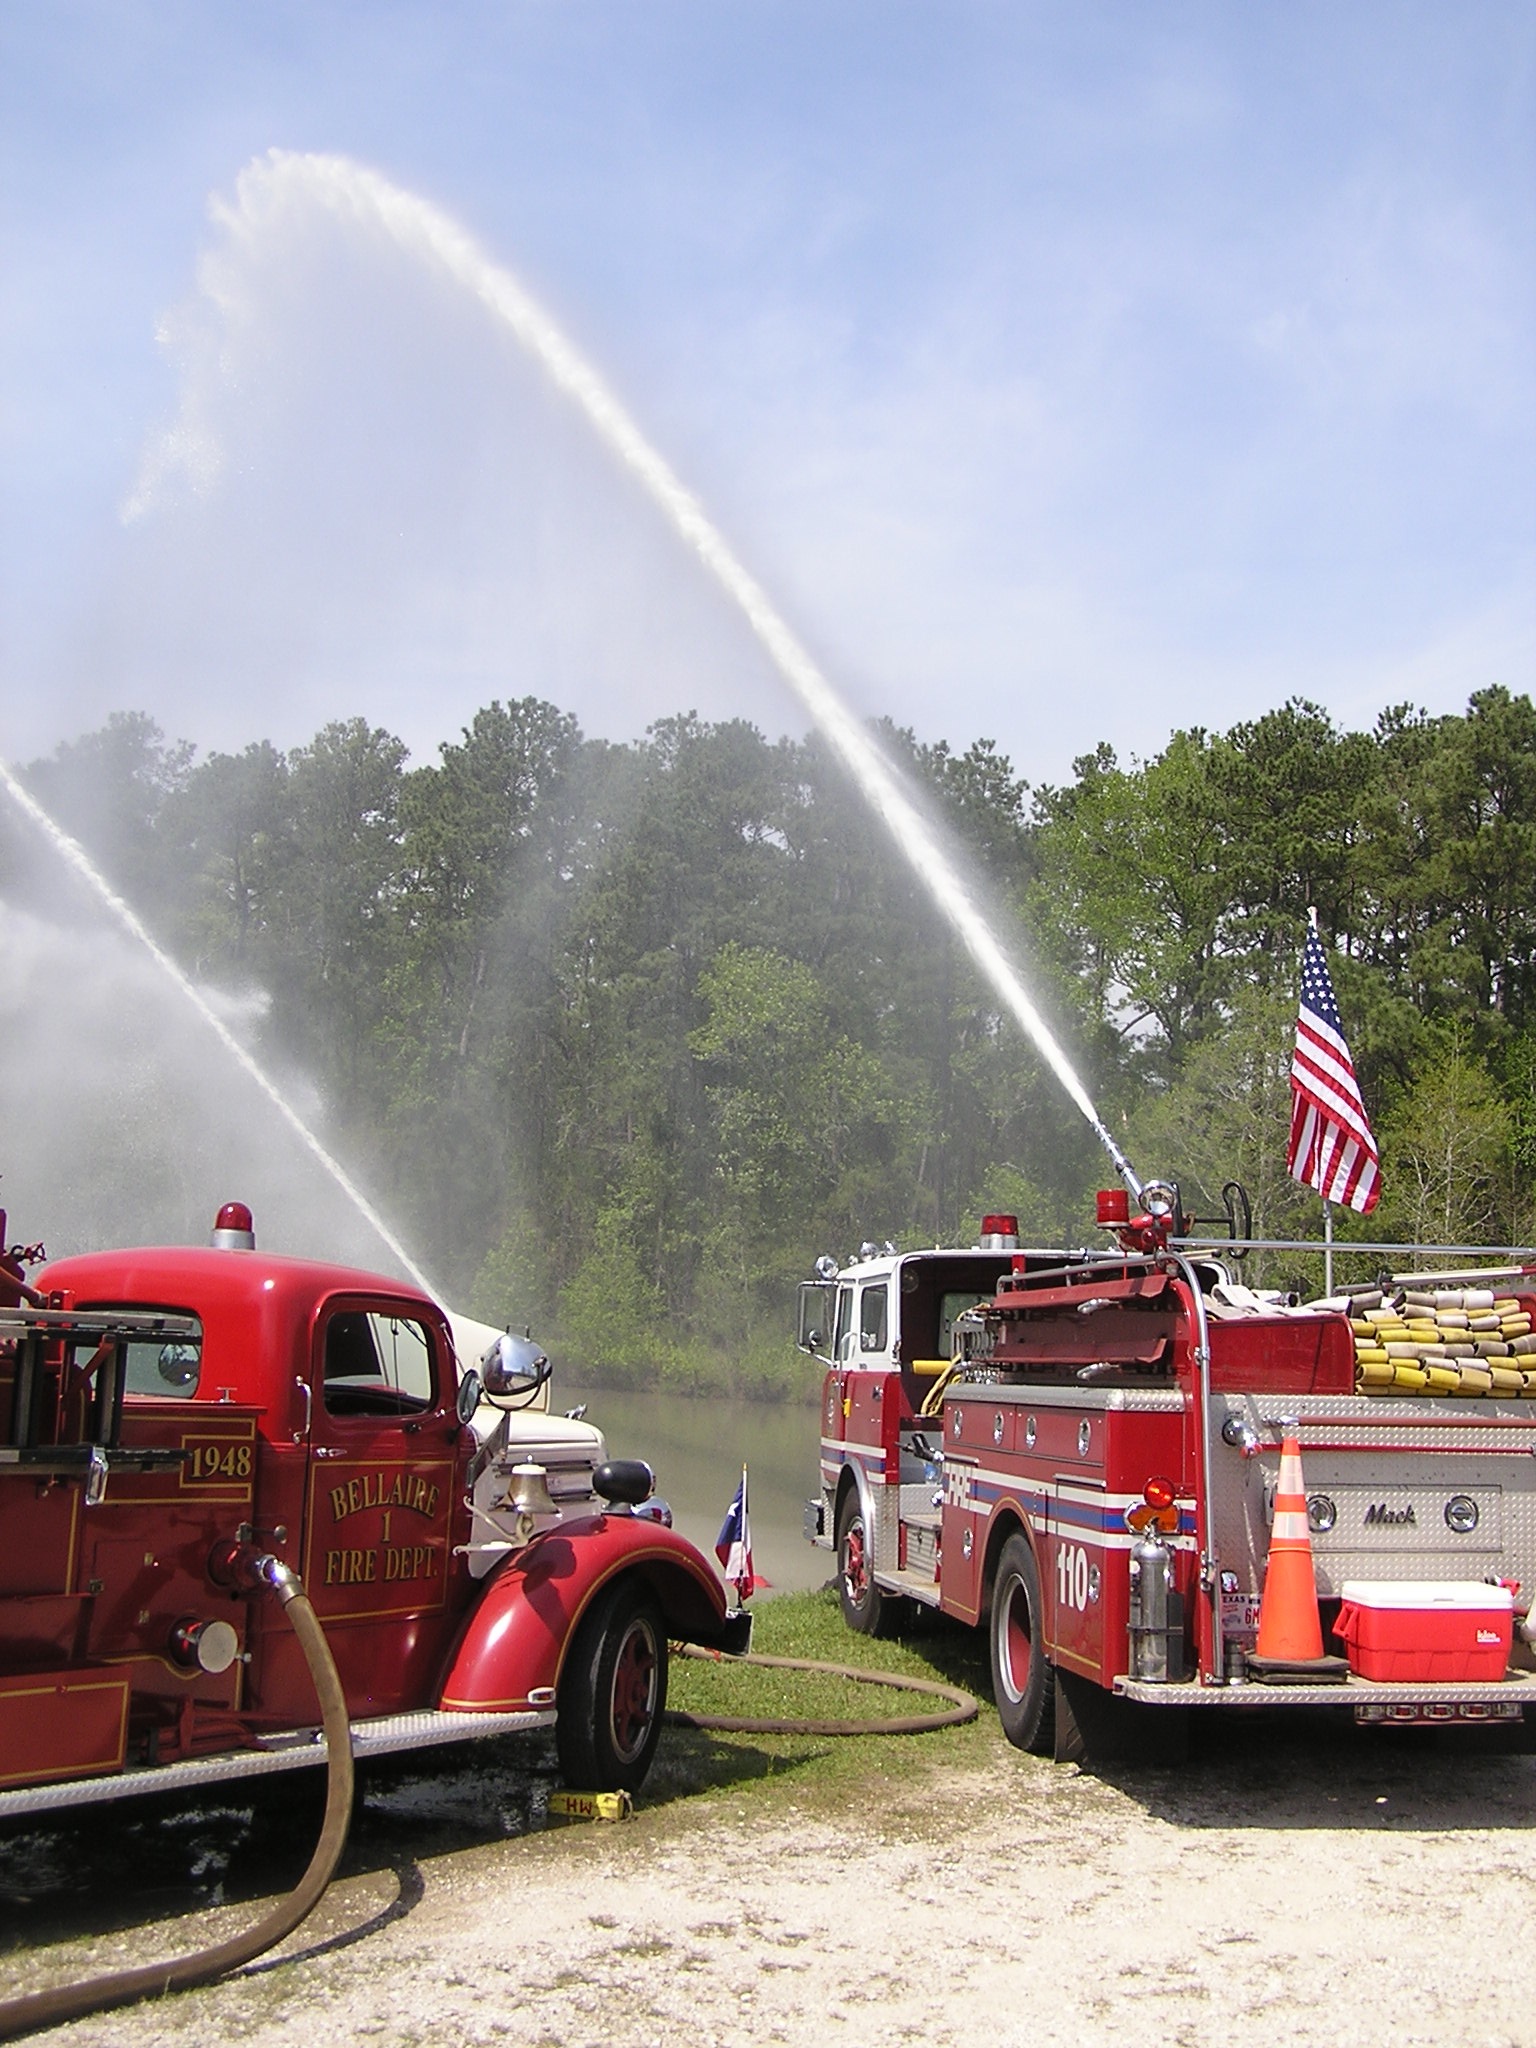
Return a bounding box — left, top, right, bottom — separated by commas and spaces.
859, 1284, 889, 1355
833, 1286, 855, 1363
323, 1311, 436, 1417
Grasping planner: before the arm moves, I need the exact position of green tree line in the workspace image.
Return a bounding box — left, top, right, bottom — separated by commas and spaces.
8, 687, 1535, 1393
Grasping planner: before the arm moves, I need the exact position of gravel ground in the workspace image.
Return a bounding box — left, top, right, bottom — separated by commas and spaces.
3, 1714, 1534, 2048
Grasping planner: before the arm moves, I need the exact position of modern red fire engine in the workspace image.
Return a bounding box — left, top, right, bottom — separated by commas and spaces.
0, 1202, 747, 1817
801, 1188, 1536, 1761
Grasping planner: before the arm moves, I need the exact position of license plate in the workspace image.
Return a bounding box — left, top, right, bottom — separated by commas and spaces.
1354, 1700, 1523, 1726
1221, 1592, 1260, 1642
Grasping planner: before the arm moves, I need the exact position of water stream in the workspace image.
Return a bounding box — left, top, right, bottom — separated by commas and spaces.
0, 758, 436, 1293
2, 151, 1133, 1313
206, 150, 1139, 1200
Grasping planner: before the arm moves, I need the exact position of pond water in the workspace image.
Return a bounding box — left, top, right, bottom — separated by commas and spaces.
560, 1383, 830, 1596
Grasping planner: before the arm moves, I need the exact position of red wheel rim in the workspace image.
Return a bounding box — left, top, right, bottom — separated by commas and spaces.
997, 1574, 1032, 1704
843, 1520, 868, 1604
609, 1618, 659, 1762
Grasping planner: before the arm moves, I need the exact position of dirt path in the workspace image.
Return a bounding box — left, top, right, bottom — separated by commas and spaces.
7, 1714, 1534, 2048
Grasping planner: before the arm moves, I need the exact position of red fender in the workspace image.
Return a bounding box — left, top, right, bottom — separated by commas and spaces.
438, 1512, 733, 1712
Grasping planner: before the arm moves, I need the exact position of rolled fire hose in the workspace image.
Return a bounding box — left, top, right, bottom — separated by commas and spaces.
668, 1645, 978, 1735
0, 1559, 354, 2043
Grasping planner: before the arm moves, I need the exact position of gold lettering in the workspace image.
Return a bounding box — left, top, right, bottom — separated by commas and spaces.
327, 1467, 446, 1528
323, 1547, 378, 1585
377, 1545, 438, 1583
380, 1509, 392, 1543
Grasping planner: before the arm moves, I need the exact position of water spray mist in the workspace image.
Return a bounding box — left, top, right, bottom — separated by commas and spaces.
209, 151, 1139, 1200
0, 757, 437, 1292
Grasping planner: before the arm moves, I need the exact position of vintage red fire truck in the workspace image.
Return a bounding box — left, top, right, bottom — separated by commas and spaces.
801, 1189, 1536, 1761
0, 1201, 747, 1818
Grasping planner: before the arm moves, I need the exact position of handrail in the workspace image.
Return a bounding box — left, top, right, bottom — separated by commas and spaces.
1172, 1236, 1536, 1262
1158, 1249, 1223, 1686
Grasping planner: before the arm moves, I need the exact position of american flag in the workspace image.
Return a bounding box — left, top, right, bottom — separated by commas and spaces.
1287, 924, 1380, 1214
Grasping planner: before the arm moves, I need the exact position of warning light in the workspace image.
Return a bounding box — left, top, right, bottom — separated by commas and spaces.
1096, 1189, 1130, 1226
1143, 1475, 1177, 1511
211, 1202, 256, 1252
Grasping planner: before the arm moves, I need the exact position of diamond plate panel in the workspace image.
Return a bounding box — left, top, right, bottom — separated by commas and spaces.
1207, 1393, 1536, 1598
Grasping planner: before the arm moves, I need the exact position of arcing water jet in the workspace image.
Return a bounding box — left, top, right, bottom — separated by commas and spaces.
188, 150, 1140, 1199
0, 756, 436, 1292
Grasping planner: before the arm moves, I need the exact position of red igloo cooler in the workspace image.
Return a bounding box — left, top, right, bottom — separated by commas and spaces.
1334, 1580, 1513, 1683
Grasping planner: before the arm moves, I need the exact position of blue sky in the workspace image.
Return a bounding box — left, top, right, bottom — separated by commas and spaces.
3, 1, 1533, 789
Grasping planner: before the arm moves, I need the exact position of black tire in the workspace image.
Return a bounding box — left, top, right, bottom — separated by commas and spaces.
989, 1532, 1056, 1754
555, 1579, 669, 1793
836, 1491, 892, 1637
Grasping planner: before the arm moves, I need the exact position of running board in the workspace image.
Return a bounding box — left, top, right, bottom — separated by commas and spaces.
0, 1706, 556, 1819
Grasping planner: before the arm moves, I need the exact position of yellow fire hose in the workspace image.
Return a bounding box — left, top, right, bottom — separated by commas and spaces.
668, 1645, 978, 1735
0, 1561, 354, 2042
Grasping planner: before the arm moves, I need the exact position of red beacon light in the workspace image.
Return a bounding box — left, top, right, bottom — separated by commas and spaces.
1126, 1473, 1181, 1535
211, 1201, 256, 1252
1099, 1179, 1181, 1254
978, 1213, 1020, 1250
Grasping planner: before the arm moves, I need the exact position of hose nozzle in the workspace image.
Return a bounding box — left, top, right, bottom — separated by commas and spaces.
1090, 1118, 1144, 1203
208, 1540, 295, 1601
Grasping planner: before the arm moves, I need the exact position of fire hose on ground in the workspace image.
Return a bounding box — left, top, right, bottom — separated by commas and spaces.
668, 1645, 979, 1736
0, 1557, 354, 2044
0, 1609, 976, 2039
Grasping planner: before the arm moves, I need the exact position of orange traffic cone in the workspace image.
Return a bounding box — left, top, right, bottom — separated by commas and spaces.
1254, 1431, 1325, 1661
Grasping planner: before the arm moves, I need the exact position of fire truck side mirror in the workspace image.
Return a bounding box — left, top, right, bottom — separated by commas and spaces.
797, 1279, 835, 1355
455, 1370, 483, 1425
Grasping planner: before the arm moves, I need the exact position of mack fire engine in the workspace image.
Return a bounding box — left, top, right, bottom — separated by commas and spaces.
0, 1201, 747, 1817
801, 1188, 1536, 1762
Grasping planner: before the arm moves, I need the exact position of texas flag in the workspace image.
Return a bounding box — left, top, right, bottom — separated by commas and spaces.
715, 1466, 769, 1602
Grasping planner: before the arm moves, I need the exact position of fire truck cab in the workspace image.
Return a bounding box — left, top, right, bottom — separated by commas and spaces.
0, 1204, 747, 1816
803, 1209, 1536, 1762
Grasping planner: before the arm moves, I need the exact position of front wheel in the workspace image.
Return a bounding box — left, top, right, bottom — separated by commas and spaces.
556, 1579, 669, 1792
989, 1532, 1055, 1754
836, 1492, 892, 1637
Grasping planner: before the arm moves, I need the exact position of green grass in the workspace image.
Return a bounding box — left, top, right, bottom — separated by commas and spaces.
646, 1587, 1001, 1814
